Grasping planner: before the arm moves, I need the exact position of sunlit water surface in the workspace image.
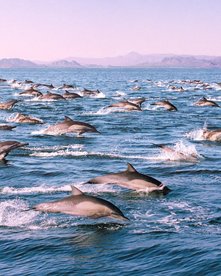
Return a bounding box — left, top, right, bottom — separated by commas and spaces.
0, 68, 221, 275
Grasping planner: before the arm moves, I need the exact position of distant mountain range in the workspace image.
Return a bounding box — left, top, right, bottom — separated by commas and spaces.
1, 52, 221, 68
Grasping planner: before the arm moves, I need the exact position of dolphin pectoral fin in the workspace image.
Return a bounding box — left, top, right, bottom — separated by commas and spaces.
71, 185, 84, 196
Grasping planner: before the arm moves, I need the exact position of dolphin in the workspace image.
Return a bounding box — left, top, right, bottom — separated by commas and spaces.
0, 124, 16, 131
131, 85, 141, 91
44, 116, 100, 135
169, 85, 185, 92
107, 100, 142, 111
35, 83, 55, 89
81, 88, 102, 97
19, 87, 43, 97
11, 113, 43, 124
194, 97, 219, 107
0, 78, 7, 82
0, 140, 28, 160
63, 90, 82, 99
60, 84, 76, 89
86, 163, 171, 195
153, 143, 199, 161
33, 186, 128, 221
151, 100, 177, 111
0, 99, 19, 110
202, 129, 221, 141
38, 92, 66, 100
23, 80, 34, 84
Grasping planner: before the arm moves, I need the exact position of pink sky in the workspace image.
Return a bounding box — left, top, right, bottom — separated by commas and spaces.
0, 0, 220, 61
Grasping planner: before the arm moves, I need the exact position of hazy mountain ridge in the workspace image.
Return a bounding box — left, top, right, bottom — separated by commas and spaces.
1, 53, 221, 68
0, 58, 40, 68
48, 59, 83, 68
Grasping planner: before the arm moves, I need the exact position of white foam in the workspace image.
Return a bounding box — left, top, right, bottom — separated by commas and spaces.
0, 184, 72, 195
152, 141, 202, 162
185, 128, 205, 141
114, 91, 126, 97
0, 199, 37, 227
0, 182, 119, 196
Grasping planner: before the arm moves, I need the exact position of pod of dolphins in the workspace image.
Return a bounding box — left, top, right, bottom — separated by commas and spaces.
0, 76, 221, 222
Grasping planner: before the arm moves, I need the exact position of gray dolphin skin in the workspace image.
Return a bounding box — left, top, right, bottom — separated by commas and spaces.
86, 163, 171, 195
0, 140, 28, 160
151, 100, 177, 111
203, 129, 221, 141
154, 143, 198, 161
38, 92, 66, 100
81, 88, 102, 97
63, 90, 82, 99
35, 83, 55, 89
0, 99, 19, 110
60, 84, 75, 89
107, 100, 142, 111
0, 124, 16, 131
19, 87, 43, 97
33, 186, 129, 221
12, 113, 43, 124
44, 116, 100, 135
194, 97, 219, 107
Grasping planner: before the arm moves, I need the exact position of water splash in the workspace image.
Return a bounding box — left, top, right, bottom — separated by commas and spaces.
186, 128, 205, 141
0, 199, 37, 227
153, 141, 203, 162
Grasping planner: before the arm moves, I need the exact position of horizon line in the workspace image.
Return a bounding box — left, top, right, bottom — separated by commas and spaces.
0, 52, 221, 63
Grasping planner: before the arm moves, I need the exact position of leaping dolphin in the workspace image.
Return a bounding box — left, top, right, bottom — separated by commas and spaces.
38, 92, 66, 100
19, 87, 43, 97
33, 186, 129, 221
0, 140, 28, 161
202, 129, 221, 141
153, 143, 199, 162
11, 113, 43, 124
43, 116, 100, 135
151, 100, 177, 111
107, 100, 142, 111
86, 163, 171, 195
0, 99, 19, 110
194, 97, 219, 107
0, 124, 16, 131
63, 90, 82, 99
81, 88, 103, 97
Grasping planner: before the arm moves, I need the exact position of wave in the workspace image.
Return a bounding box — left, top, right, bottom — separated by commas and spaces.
0, 182, 120, 196
27, 142, 202, 163
0, 184, 72, 195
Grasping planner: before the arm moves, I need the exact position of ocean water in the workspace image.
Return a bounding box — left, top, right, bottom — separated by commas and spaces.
0, 68, 221, 275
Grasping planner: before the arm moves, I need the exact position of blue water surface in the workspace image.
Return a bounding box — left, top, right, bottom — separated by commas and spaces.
0, 68, 221, 275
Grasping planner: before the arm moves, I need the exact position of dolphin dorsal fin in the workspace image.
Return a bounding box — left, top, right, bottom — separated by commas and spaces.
65, 90, 70, 94
126, 163, 137, 173
71, 186, 83, 196
64, 116, 74, 122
